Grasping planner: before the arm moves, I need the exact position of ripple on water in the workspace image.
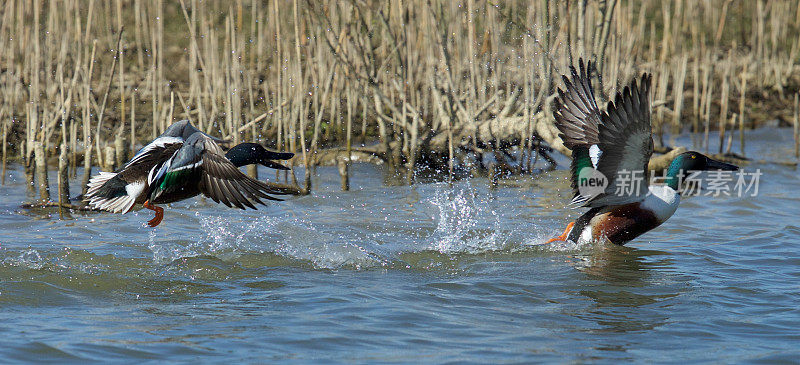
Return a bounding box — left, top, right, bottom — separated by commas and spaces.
0, 149, 798, 362
140, 181, 588, 272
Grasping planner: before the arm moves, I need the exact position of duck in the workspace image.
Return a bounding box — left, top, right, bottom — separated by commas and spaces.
546, 59, 739, 245
85, 120, 294, 227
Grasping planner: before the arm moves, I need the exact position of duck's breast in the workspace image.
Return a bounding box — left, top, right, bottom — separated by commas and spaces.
588, 185, 680, 244
588, 202, 661, 245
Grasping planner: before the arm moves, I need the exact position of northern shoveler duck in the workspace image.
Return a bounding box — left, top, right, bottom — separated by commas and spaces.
85, 120, 294, 227
546, 59, 738, 245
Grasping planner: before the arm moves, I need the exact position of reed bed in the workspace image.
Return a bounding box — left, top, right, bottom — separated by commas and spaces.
1, 0, 799, 202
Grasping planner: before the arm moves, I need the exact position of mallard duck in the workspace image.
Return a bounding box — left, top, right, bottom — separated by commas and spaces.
546, 59, 738, 245
85, 120, 294, 227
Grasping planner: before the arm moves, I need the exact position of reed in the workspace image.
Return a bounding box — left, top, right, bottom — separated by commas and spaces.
719, 59, 730, 154
795, 93, 799, 159
57, 143, 69, 218
2, 0, 799, 198
739, 64, 748, 156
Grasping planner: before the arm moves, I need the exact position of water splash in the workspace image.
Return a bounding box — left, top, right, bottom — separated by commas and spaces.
148, 214, 277, 264
425, 183, 508, 254
148, 213, 384, 269
144, 182, 583, 270
2, 248, 45, 270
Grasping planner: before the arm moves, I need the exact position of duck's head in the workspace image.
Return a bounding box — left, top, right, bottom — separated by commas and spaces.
666, 151, 739, 189
225, 143, 294, 170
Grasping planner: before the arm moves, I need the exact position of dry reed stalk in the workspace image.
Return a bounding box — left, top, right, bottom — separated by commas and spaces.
577, 0, 586, 58
755, 0, 765, 91
94, 28, 124, 171
273, 1, 284, 182
167, 91, 175, 128
673, 55, 688, 135
543, 0, 552, 95
704, 80, 714, 154
596, 0, 618, 74
338, 158, 349, 191
659, 1, 671, 65
114, 127, 126, 169
292, 0, 310, 191
522, 11, 533, 172
360, 91, 368, 146
157, 0, 165, 133
714, 0, 733, 47
81, 40, 98, 196
1, 0, 798, 194
344, 80, 354, 190
58, 143, 70, 218
739, 63, 747, 156
117, 0, 125, 147
176, 92, 192, 126
794, 93, 799, 159
725, 113, 735, 154
33, 142, 50, 202
654, 63, 669, 146
131, 92, 136, 153
134, 0, 144, 69
719, 57, 731, 154
691, 59, 701, 147
104, 146, 115, 172
1, 120, 6, 185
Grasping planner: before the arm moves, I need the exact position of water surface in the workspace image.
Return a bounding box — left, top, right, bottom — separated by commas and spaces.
1, 129, 798, 362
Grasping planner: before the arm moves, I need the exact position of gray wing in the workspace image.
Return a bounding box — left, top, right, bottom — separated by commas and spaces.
125, 120, 206, 169
150, 132, 289, 209
554, 60, 602, 149
588, 73, 654, 207
553, 59, 604, 206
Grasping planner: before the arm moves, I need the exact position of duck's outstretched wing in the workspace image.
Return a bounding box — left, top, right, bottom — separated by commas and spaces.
554, 59, 604, 207
591, 73, 654, 207
554, 60, 603, 149
149, 132, 289, 209
554, 59, 653, 207
125, 120, 225, 169
86, 143, 182, 213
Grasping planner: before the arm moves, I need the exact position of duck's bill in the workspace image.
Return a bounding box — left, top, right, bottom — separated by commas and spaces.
706, 157, 739, 171
265, 151, 294, 160
261, 160, 290, 170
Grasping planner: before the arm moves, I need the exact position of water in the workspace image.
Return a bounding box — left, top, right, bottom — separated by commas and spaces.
1, 129, 798, 362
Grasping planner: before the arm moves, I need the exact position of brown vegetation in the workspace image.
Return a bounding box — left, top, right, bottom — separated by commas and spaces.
1, 0, 800, 201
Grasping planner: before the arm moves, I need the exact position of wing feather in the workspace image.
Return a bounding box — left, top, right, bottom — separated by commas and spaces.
147, 132, 291, 209
589, 73, 654, 207
554, 59, 654, 208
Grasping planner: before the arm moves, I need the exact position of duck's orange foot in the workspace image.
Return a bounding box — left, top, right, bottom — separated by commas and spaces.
545, 221, 575, 244
143, 200, 164, 227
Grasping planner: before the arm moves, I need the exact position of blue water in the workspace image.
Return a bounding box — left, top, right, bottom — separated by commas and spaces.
1, 129, 798, 362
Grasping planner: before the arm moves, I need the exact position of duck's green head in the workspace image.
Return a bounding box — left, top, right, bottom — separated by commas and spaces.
665, 151, 739, 189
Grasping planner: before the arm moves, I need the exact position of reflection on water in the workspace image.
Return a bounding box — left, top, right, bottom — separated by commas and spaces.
572, 246, 676, 334
0, 128, 799, 361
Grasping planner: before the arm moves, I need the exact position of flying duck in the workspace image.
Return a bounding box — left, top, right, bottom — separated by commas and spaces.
546, 59, 738, 245
85, 120, 294, 227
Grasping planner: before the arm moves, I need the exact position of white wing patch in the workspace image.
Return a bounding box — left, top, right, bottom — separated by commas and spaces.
589, 144, 602, 167
85, 171, 138, 214
125, 181, 145, 200
86, 171, 117, 197
149, 157, 174, 186
126, 136, 183, 167
170, 160, 203, 173
88, 194, 136, 214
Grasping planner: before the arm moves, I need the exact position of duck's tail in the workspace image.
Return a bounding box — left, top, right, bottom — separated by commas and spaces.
84, 172, 138, 214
